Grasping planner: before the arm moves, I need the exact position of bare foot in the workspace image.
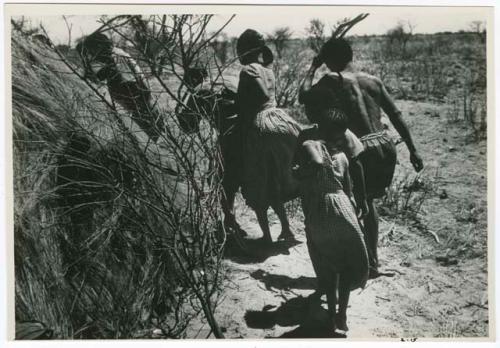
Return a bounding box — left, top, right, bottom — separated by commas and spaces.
224, 218, 248, 237
259, 236, 273, 244
277, 230, 296, 242
335, 315, 349, 332
369, 267, 395, 279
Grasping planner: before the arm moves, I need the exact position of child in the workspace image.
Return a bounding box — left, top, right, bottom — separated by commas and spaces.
299, 37, 423, 276
294, 106, 369, 334
298, 85, 369, 219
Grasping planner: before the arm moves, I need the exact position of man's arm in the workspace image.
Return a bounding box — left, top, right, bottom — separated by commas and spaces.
377, 79, 423, 172
298, 56, 323, 104
349, 157, 369, 217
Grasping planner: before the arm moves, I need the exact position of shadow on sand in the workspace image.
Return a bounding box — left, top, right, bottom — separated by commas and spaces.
250, 269, 317, 291
244, 294, 347, 338
224, 234, 302, 264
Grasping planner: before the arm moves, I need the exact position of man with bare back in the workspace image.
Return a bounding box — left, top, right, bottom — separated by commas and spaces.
299, 38, 423, 277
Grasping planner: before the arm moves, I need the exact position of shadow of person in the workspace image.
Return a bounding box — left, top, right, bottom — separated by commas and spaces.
244, 294, 347, 338
225, 237, 301, 264
279, 325, 347, 338
250, 269, 317, 291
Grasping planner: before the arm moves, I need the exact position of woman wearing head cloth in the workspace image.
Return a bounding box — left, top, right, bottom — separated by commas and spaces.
236, 29, 302, 243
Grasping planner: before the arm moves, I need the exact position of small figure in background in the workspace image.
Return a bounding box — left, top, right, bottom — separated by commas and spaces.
76, 32, 165, 142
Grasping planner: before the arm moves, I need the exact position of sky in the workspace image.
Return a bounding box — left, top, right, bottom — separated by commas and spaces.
15, 6, 489, 46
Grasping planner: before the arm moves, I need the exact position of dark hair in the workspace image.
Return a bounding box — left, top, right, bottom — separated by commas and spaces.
237, 29, 274, 66
321, 38, 353, 72
303, 85, 343, 123
76, 32, 113, 60
319, 107, 348, 133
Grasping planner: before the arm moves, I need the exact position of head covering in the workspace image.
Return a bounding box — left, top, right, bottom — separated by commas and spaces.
236, 29, 274, 66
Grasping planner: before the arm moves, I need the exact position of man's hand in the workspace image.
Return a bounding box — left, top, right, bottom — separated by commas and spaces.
311, 55, 323, 69
359, 200, 369, 219
410, 152, 424, 172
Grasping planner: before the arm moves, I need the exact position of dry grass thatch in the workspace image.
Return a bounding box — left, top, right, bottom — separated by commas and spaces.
12, 27, 226, 339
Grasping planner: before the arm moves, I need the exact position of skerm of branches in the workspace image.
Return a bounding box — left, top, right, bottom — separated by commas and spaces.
13, 14, 235, 339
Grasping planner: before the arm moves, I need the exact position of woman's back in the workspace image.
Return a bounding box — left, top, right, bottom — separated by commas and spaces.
237, 63, 276, 118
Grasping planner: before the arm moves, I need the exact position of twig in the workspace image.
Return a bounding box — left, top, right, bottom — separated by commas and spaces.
385, 268, 406, 275
427, 229, 441, 244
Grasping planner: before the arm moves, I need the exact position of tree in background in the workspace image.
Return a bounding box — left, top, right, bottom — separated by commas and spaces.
305, 14, 369, 54
469, 20, 486, 43
386, 20, 416, 56
305, 18, 326, 54
209, 31, 230, 65
267, 27, 293, 59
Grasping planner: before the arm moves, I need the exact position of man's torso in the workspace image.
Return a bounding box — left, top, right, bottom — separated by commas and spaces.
316, 71, 386, 137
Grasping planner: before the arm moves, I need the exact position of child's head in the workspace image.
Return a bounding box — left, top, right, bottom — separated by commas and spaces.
318, 107, 348, 147
303, 85, 340, 124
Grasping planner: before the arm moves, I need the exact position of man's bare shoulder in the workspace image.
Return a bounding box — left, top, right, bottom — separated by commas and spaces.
354, 71, 382, 86
318, 72, 358, 88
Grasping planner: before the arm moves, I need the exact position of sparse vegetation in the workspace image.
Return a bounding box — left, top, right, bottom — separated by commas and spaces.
267, 27, 293, 59
11, 12, 488, 339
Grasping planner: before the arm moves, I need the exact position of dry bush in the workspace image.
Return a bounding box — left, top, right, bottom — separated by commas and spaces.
273, 43, 312, 108
267, 27, 293, 59
13, 14, 234, 339
305, 19, 326, 54
380, 167, 436, 219
352, 32, 487, 142
209, 32, 230, 65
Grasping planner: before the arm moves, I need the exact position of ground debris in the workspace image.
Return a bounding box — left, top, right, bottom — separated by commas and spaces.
436, 256, 458, 266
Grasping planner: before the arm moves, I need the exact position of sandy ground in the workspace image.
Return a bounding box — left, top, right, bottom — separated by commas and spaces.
187, 100, 489, 339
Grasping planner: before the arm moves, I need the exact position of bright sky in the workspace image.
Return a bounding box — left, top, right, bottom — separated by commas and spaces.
17, 6, 489, 46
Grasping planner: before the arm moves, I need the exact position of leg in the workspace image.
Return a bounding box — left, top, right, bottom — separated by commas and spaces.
307, 237, 326, 295
221, 156, 246, 236
255, 208, 272, 243
271, 202, 295, 241
324, 274, 338, 332
336, 274, 350, 332
222, 187, 237, 229
221, 184, 246, 236
364, 199, 379, 276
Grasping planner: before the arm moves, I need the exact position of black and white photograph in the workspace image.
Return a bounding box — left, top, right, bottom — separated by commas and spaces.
4, 2, 494, 342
